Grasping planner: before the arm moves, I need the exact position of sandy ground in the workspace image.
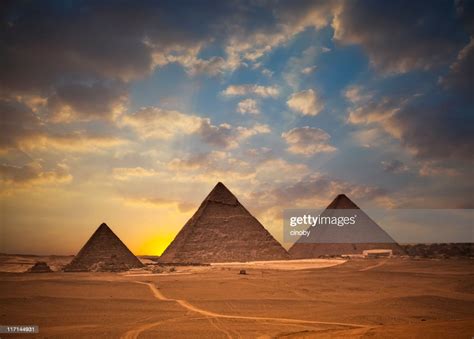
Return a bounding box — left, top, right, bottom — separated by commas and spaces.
0, 254, 73, 273
0, 257, 473, 338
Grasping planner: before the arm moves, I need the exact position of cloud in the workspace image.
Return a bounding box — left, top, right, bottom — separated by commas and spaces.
17, 133, 127, 153
112, 167, 159, 181
440, 37, 474, 97
0, 2, 244, 96
169, 151, 229, 170
249, 173, 387, 217
121, 107, 203, 140
301, 66, 317, 74
167, 151, 311, 188
0, 99, 126, 153
236, 98, 259, 115
346, 82, 474, 161
152, 45, 227, 76
261, 68, 274, 77
222, 1, 337, 70
287, 89, 324, 116
222, 85, 279, 98
344, 85, 372, 104
122, 106, 269, 148
253, 159, 311, 184
347, 96, 402, 126
282, 127, 336, 155
122, 195, 194, 212
168, 151, 254, 181
389, 101, 473, 160
418, 161, 460, 177
381, 160, 408, 174
0, 161, 72, 190
333, 0, 465, 74
198, 120, 270, 149
47, 82, 127, 122
283, 46, 320, 88
0, 100, 41, 151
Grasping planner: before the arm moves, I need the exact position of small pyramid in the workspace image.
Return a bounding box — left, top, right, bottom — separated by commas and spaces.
27, 261, 53, 273
289, 194, 403, 258
160, 182, 289, 263
64, 223, 143, 272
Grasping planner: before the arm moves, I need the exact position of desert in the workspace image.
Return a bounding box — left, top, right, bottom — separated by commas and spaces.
1, 256, 473, 338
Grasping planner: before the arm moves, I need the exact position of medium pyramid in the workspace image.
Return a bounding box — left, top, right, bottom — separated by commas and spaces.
64, 223, 144, 272
160, 182, 289, 263
289, 194, 403, 258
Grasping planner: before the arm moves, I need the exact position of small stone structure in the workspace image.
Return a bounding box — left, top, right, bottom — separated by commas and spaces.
27, 261, 53, 273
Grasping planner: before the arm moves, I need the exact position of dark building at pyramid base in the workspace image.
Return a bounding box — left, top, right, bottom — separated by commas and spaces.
290, 243, 404, 259
160, 182, 289, 264
64, 223, 144, 272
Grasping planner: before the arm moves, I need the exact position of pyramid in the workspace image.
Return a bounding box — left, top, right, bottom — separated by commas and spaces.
64, 223, 144, 272
289, 194, 403, 258
159, 182, 289, 263
27, 261, 53, 273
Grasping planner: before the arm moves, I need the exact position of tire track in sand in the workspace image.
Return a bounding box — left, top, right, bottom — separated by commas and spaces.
359, 259, 389, 272
123, 281, 372, 338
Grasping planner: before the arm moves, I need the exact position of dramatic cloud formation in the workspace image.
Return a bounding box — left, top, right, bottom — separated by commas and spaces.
333, 0, 465, 74
282, 127, 336, 155
1, 0, 473, 254
345, 83, 474, 161
287, 89, 324, 116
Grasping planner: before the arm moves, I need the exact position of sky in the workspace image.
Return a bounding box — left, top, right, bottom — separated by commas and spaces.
1, 0, 473, 255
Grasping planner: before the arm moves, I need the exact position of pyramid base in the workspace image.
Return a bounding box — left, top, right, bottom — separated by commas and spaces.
63, 261, 144, 272
289, 243, 405, 259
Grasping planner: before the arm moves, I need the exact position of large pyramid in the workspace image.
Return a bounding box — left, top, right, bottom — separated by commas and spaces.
289, 194, 403, 258
64, 223, 144, 272
159, 182, 289, 263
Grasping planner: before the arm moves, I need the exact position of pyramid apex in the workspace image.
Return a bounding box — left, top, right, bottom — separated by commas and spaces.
205, 182, 238, 205
98, 222, 111, 230
327, 194, 360, 209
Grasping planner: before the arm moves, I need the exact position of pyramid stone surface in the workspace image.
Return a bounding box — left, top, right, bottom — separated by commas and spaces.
160, 182, 289, 263
64, 223, 143, 272
289, 194, 403, 258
